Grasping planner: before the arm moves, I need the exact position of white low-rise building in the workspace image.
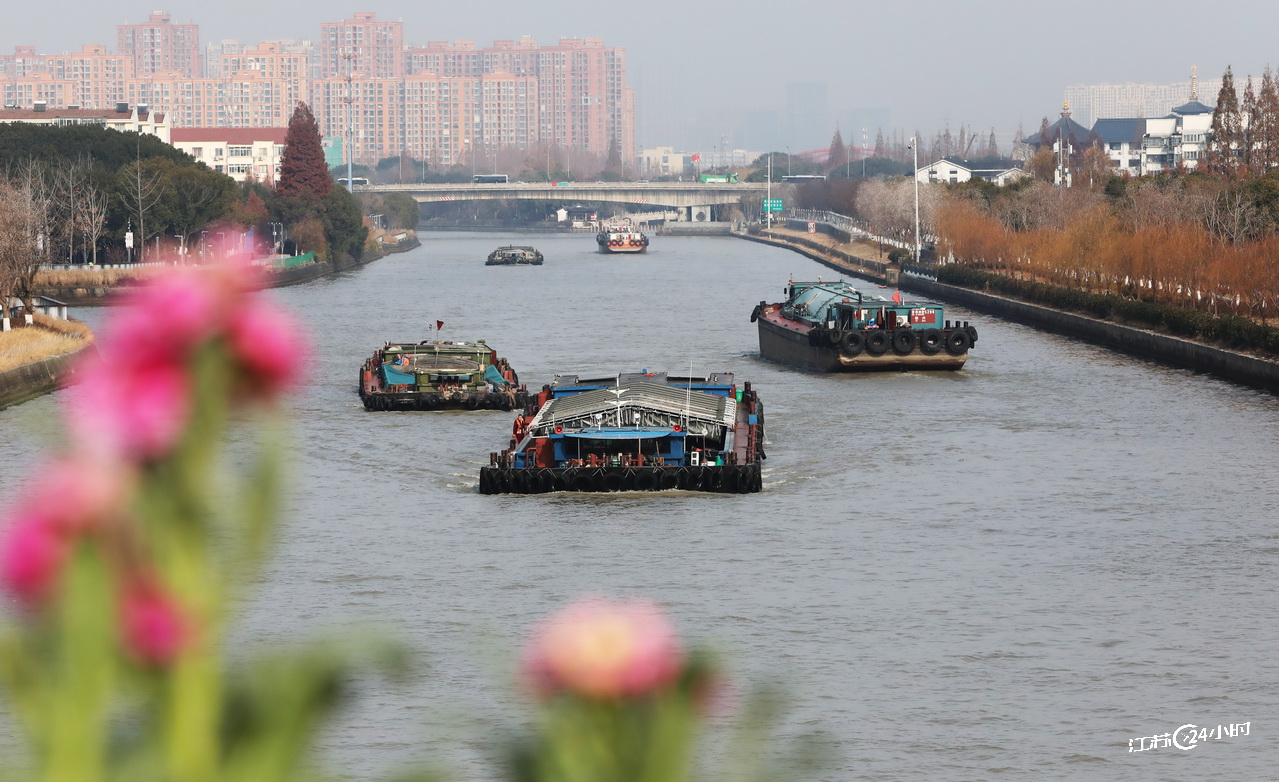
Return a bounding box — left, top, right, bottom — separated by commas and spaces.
0, 101, 170, 142
170, 127, 287, 182
915, 156, 1026, 185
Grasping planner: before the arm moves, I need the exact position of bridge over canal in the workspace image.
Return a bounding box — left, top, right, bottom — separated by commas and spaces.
360, 181, 771, 221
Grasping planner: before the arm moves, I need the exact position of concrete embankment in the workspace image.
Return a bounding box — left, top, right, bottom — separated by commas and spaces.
0, 342, 95, 410
741, 226, 1279, 394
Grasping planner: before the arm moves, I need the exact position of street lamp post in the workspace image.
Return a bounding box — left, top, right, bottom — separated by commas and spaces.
910, 137, 921, 264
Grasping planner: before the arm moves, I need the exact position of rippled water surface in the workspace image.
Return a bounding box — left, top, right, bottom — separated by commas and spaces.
3, 233, 1279, 780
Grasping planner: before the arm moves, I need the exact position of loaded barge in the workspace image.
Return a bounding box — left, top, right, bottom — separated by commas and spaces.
486, 245, 544, 265
359, 340, 529, 411
479, 371, 765, 494
753, 279, 978, 371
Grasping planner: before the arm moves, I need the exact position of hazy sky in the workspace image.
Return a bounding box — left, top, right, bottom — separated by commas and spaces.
5, 0, 1275, 153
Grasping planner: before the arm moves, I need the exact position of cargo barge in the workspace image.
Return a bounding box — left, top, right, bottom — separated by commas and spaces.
479, 371, 764, 494
486, 245, 544, 265
753, 279, 977, 371
359, 340, 528, 411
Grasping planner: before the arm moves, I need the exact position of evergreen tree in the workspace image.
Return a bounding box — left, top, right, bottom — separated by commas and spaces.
1242, 76, 1260, 174
874, 129, 886, 159
987, 127, 999, 159
277, 102, 333, 199
1207, 66, 1246, 178
1256, 67, 1279, 173
826, 128, 848, 174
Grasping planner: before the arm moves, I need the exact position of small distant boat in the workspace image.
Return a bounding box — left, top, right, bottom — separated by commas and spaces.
359, 339, 529, 411
479, 371, 764, 494
752, 279, 978, 372
596, 218, 649, 254
486, 246, 544, 266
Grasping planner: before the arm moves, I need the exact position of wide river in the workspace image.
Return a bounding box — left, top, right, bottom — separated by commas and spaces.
3, 233, 1278, 780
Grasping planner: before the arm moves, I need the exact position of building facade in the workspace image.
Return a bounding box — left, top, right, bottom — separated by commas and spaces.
1, 15, 635, 169
0, 102, 170, 142
170, 127, 287, 182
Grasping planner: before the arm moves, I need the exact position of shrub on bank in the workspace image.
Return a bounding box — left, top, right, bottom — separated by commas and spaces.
937, 264, 1279, 357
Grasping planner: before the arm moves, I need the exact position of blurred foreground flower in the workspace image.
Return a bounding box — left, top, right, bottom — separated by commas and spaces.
0, 262, 401, 782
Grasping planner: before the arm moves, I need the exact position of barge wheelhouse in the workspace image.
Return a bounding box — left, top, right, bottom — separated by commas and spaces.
753, 279, 978, 372
479, 371, 765, 494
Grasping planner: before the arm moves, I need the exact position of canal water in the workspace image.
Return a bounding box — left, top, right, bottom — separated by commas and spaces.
3, 233, 1278, 781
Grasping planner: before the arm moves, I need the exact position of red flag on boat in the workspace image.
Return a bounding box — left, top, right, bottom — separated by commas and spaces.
436, 320, 444, 331
892, 290, 902, 304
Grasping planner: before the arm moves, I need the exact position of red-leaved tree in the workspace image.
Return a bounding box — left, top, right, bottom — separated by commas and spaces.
277, 102, 332, 199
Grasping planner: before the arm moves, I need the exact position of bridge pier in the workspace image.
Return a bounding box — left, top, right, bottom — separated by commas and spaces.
683, 205, 714, 222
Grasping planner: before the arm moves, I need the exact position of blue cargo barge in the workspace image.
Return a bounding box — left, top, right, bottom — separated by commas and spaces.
479, 371, 764, 494
753, 279, 978, 371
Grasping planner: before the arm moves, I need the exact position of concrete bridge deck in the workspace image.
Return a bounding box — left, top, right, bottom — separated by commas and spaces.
362, 181, 769, 211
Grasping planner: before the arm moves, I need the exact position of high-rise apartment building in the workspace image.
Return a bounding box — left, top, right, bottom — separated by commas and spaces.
1064, 76, 1223, 126
116, 11, 201, 79
318, 12, 403, 79
1, 17, 636, 168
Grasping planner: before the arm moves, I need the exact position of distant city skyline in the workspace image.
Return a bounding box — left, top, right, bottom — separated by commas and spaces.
2, 1, 1275, 154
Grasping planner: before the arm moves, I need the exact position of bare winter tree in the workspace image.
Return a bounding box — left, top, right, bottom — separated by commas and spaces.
2, 161, 53, 320
118, 157, 165, 262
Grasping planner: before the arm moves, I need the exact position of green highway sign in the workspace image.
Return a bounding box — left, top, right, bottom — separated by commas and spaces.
763, 199, 783, 212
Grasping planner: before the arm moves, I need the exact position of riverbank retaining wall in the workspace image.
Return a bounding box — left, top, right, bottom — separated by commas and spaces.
0, 343, 94, 410
741, 228, 1279, 394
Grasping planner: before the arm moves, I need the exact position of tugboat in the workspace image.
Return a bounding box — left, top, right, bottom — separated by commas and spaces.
359, 340, 529, 411
486, 245, 544, 266
596, 218, 649, 254
479, 371, 764, 494
752, 279, 978, 372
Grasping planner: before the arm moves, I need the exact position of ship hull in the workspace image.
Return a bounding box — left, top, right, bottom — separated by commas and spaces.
757, 313, 968, 372
479, 463, 761, 494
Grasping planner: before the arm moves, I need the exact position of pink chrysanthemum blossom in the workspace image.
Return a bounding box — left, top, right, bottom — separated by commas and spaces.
522, 598, 684, 699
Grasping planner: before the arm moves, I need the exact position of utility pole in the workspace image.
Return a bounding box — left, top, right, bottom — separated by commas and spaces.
766, 154, 772, 230
343, 49, 355, 191
910, 137, 921, 264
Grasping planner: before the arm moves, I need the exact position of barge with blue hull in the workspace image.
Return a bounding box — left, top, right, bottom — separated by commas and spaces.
359, 340, 528, 411
753, 279, 978, 372
479, 371, 764, 494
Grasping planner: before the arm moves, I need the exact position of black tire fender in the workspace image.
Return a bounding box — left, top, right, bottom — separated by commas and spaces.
892, 329, 917, 356
945, 330, 971, 355
841, 330, 865, 356
864, 330, 890, 356
919, 329, 943, 355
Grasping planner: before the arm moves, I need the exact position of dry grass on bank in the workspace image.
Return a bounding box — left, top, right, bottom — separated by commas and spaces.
36, 267, 161, 288
0, 315, 94, 373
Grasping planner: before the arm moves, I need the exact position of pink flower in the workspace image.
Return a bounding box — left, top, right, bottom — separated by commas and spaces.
226, 300, 307, 399
522, 598, 684, 699
109, 271, 224, 363
67, 356, 191, 460
0, 514, 68, 605
120, 579, 188, 666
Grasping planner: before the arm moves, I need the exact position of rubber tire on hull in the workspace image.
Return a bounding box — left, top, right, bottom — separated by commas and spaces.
892, 329, 917, 356
919, 329, 943, 355
602, 472, 626, 492
841, 330, 865, 356
633, 470, 658, 491
465, 396, 481, 410
826, 328, 843, 346
864, 330, 890, 356
658, 470, 681, 490
945, 330, 971, 355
